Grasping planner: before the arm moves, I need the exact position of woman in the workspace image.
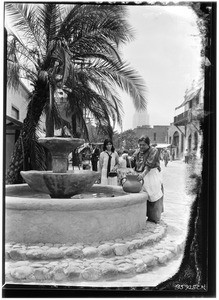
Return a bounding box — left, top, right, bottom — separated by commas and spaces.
131, 136, 164, 223
99, 139, 119, 186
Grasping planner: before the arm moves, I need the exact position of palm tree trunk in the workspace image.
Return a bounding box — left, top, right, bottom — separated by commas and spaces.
6, 136, 25, 184
6, 79, 49, 184
45, 112, 54, 137
72, 114, 77, 137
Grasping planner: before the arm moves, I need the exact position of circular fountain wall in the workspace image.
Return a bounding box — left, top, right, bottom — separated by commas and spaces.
6, 184, 147, 244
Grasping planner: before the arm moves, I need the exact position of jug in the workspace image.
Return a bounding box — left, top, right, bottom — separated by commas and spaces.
121, 174, 144, 193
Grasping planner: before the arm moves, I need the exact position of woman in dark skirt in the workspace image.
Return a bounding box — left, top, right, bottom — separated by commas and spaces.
131, 136, 164, 223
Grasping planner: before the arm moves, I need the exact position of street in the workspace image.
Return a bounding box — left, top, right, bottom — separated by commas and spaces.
160, 159, 196, 235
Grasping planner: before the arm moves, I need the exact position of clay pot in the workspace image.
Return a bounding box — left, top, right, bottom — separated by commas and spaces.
121, 174, 144, 193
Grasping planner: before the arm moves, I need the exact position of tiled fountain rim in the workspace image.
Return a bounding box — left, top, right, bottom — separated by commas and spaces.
6, 184, 147, 211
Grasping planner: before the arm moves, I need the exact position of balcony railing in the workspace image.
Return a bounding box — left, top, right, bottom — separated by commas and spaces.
174, 102, 204, 126
174, 110, 188, 126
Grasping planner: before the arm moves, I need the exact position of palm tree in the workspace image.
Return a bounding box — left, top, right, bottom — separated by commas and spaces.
62, 57, 147, 140
6, 3, 147, 184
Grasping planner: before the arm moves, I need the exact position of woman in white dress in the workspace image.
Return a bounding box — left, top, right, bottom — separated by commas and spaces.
131, 136, 164, 223
99, 139, 119, 186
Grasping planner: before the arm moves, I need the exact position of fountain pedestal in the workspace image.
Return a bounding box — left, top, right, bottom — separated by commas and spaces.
38, 137, 84, 173
20, 137, 100, 198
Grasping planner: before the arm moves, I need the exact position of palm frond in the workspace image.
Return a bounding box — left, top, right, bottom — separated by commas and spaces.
37, 4, 61, 49
90, 60, 147, 111
5, 4, 43, 52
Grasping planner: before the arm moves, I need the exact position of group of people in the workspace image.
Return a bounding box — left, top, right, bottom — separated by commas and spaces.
160, 148, 176, 167
184, 148, 197, 164
98, 137, 164, 224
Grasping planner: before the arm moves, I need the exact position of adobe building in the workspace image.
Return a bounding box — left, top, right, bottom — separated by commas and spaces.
168, 77, 204, 160
167, 123, 184, 159
6, 81, 30, 172
134, 125, 169, 145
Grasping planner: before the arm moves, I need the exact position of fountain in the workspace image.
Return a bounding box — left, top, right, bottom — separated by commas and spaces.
20, 137, 100, 198
6, 137, 147, 244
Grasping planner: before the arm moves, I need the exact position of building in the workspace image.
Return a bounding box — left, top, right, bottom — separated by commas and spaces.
132, 110, 150, 128
169, 77, 204, 160
134, 125, 169, 144
167, 123, 184, 159
6, 81, 30, 172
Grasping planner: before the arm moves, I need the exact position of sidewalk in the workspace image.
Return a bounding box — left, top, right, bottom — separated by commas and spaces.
73, 159, 196, 287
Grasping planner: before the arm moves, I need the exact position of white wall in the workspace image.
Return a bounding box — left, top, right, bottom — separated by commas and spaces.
7, 83, 29, 121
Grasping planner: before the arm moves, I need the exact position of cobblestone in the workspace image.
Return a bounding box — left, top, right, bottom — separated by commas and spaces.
5, 225, 185, 283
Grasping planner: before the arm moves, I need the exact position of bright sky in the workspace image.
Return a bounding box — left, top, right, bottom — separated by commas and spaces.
118, 5, 202, 131
3, 2, 203, 132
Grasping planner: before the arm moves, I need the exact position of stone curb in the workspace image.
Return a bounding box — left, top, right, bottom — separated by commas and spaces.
5, 224, 186, 283
6, 221, 167, 262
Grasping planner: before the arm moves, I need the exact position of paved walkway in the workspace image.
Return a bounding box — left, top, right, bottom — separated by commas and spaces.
69, 159, 197, 287
5, 159, 199, 287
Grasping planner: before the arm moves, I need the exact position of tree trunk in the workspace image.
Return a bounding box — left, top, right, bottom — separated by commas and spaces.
6, 136, 25, 184
6, 79, 49, 184
72, 114, 77, 137
45, 111, 54, 137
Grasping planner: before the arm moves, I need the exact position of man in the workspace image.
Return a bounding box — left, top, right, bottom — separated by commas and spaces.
91, 145, 100, 171
163, 149, 170, 167
184, 149, 189, 163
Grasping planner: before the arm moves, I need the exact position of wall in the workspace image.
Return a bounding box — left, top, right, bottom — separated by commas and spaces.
134, 125, 169, 144
6, 185, 147, 244
6, 82, 30, 173
168, 124, 185, 159
7, 82, 29, 122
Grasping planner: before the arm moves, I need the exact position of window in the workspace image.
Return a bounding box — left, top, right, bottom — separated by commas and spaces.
154, 133, 156, 141
11, 106, 19, 120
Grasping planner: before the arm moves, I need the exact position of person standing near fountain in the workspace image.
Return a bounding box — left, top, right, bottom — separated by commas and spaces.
131, 136, 164, 223
91, 145, 100, 171
99, 139, 119, 186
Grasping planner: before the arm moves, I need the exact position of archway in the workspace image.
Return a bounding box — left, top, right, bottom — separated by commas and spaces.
188, 134, 192, 152
173, 131, 179, 157
194, 131, 198, 150
181, 133, 184, 153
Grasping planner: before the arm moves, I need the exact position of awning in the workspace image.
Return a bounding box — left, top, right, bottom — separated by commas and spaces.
175, 87, 202, 110
91, 142, 103, 146
154, 143, 172, 149
6, 115, 23, 130
77, 143, 91, 153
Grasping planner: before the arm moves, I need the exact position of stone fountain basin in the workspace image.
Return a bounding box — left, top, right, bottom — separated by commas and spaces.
6, 184, 148, 244
20, 170, 100, 198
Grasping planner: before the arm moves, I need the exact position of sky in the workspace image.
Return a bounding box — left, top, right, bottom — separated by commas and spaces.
117, 5, 202, 131
2, 2, 203, 133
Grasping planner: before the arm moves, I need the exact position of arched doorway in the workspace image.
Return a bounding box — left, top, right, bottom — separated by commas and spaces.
194, 131, 198, 150
181, 133, 184, 153
188, 134, 192, 152
173, 131, 179, 158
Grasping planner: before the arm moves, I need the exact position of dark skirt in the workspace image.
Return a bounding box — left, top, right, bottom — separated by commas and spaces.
147, 196, 164, 223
